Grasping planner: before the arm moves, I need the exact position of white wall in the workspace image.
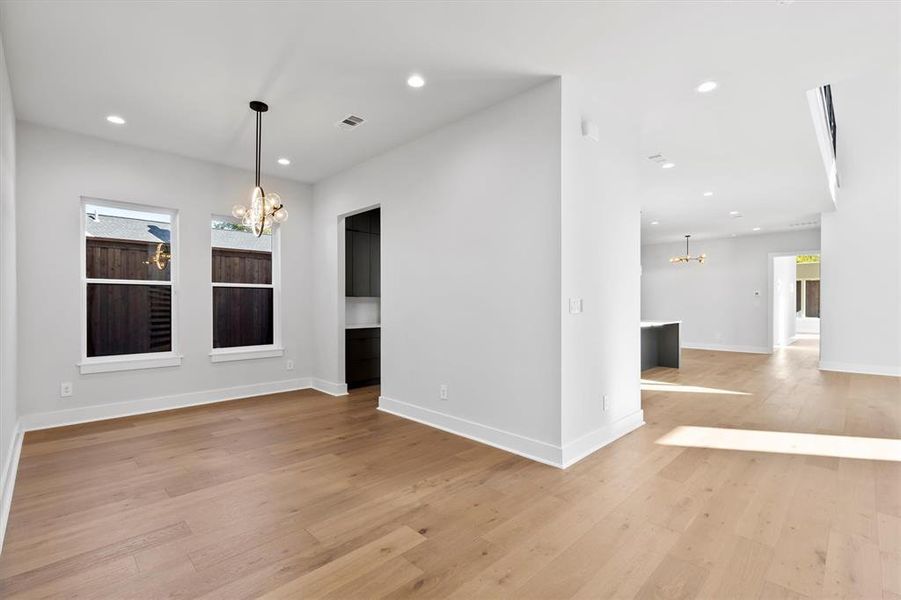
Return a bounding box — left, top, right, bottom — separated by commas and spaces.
641, 230, 820, 353
820, 57, 901, 376
772, 256, 797, 347
313, 80, 564, 457
559, 79, 643, 465
15, 123, 314, 420
796, 317, 820, 335
0, 35, 18, 517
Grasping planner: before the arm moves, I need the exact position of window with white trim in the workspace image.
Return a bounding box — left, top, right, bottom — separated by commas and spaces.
210, 217, 280, 352
82, 200, 178, 366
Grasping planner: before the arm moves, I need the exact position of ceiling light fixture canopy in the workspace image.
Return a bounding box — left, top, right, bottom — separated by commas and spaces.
670, 235, 706, 264
232, 101, 288, 236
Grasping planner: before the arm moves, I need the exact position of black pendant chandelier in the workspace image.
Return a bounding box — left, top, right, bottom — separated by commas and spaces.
231, 101, 288, 236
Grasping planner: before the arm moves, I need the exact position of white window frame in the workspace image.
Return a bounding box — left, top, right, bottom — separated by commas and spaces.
209, 215, 283, 363
78, 197, 182, 374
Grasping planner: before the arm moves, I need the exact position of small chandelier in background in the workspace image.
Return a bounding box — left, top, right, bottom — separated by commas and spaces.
232, 101, 288, 237
670, 235, 706, 264
144, 243, 171, 270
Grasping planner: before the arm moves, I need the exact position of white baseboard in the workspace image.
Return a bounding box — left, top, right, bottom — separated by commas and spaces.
312, 379, 348, 396
19, 377, 314, 432
378, 396, 644, 469
0, 420, 23, 555
378, 396, 563, 467
819, 361, 901, 377
682, 342, 771, 354
561, 410, 645, 468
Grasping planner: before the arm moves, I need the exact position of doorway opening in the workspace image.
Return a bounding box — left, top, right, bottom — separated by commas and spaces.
341, 206, 381, 390
769, 251, 821, 359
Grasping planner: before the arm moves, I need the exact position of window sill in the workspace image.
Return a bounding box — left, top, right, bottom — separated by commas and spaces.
79, 354, 183, 374
209, 347, 285, 363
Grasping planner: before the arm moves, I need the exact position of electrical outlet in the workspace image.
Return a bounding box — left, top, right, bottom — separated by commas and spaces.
286, 359, 295, 371
602, 394, 609, 411
439, 384, 448, 400
60, 382, 73, 398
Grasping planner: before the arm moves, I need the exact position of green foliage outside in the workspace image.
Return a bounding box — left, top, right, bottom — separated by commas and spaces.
796, 255, 820, 264
212, 220, 271, 235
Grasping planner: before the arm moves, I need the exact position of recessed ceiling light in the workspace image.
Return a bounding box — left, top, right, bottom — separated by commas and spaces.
703, 191, 714, 197
650, 221, 660, 225
696, 81, 718, 94
752, 227, 762, 231
661, 162, 675, 169
729, 210, 741, 216
106, 115, 126, 125
277, 158, 291, 166
407, 74, 425, 88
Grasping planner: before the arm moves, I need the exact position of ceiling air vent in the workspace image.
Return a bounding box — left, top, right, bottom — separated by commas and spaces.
337, 115, 365, 131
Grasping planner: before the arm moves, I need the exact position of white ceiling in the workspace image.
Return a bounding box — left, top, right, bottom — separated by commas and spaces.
1, 1, 896, 241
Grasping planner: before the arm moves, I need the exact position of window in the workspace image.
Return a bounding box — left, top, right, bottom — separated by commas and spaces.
210, 217, 281, 360
795, 255, 821, 319
81, 199, 180, 373
796, 279, 821, 318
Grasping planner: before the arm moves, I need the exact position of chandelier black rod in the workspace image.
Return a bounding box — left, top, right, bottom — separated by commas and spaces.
255, 110, 261, 188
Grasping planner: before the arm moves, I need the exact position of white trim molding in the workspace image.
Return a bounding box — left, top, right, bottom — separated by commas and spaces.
378, 396, 563, 467
0, 420, 23, 555
378, 396, 644, 469
682, 342, 771, 355
19, 378, 313, 432
79, 353, 183, 374
312, 379, 348, 396
561, 410, 646, 468
819, 361, 901, 378
209, 346, 284, 363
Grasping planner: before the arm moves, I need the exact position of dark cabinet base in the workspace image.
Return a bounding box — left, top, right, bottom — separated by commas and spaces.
640, 322, 681, 371
346, 327, 380, 389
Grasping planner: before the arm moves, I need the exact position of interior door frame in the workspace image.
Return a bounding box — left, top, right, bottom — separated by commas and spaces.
337, 203, 381, 386
766, 249, 820, 353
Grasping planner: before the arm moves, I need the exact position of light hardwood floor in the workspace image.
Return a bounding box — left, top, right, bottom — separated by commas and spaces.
1, 338, 899, 598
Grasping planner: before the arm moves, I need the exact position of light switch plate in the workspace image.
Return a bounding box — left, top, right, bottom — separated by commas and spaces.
569, 298, 583, 314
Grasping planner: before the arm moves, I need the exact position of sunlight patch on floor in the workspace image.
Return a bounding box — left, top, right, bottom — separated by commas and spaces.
641, 379, 751, 396
656, 426, 901, 462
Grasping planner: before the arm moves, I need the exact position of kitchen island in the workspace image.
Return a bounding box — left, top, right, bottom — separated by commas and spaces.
641, 320, 681, 371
